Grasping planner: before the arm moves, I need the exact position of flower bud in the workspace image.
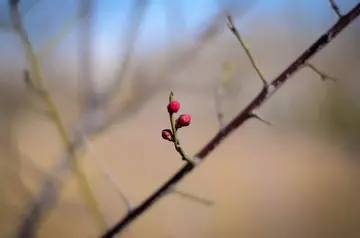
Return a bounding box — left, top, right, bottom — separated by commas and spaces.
167, 100, 180, 113
175, 114, 191, 129
161, 129, 173, 141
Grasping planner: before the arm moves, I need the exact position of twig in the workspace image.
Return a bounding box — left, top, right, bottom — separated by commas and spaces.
170, 189, 214, 207
9, 1, 107, 237
329, 0, 342, 18
214, 62, 235, 129
305, 63, 337, 81
227, 15, 267, 87
101, 4, 360, 237
83, 135, 133, 212
37, 6, 87, 59
104, 0, 148, 104
77, 0, 98, 112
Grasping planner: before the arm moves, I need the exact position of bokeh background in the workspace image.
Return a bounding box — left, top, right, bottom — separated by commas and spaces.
0, 0, 360, 237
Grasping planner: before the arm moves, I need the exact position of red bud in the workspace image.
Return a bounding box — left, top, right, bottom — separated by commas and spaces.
161, 129, 173, 141
175, 114, 191, 129
167, 101, 180, 114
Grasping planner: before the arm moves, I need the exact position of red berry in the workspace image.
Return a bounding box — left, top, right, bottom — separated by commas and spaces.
161, 129, 173, 141
167, 100, 180, 113
176, 114, 191, 129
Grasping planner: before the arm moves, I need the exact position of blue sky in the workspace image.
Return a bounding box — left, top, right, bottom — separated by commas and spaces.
0, 0, 359, 60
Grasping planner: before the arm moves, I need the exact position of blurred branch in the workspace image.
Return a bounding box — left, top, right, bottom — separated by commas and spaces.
102, 4, 360, 237
305, 63, 337, 81
104, 0, 148, 104
37, 5, 87, 59
214, 62, 236, 129
9, 1, 107, 237
329, 0, 342, 18
0, 0, 39, 31
78, 0, 97, 112
83, 136, 133, 213
169, 188, 214, 207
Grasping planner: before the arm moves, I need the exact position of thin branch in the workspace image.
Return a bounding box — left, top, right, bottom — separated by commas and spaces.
170, 189, 214, 207
77, 0, 97, 112
214, 62, 236, 129
10, 1, 107, 237
83, 135, 133, 212
329, 0, 342, 18
104, 0, 148, 104
227, 15, 267, 87
101, 4, 360, 237
37, 6, 86, 59
305, 63, 337, 81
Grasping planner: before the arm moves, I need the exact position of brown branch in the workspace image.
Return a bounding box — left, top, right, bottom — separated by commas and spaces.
305, 63, 337, 81
329, 0, 342, 18
101, 3, 360, 237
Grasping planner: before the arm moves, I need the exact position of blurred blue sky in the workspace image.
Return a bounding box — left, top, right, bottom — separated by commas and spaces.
0, 0, 359, 60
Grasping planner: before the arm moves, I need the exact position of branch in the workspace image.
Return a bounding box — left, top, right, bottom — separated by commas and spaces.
9, 1, 107, 237
170, 189, 214, 207
83, 136, 133, 212
214, 62, 235, 129
329, 0, 342, 18
77, 0, 97, 112
104, 0, 148, 104
101, 4, 360, 237
305, 63, 337, 81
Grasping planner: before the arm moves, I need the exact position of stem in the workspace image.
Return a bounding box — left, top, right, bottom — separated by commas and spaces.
168, 92, 194, 164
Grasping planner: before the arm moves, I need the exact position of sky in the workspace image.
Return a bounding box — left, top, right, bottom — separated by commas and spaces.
0, 0, 359, 64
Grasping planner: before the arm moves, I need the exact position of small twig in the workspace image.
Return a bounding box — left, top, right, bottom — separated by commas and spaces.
102, 5, 360, 237
104, 0, 148, 104
37, 6, 87, 59
226, 15, 268, 87
329, 0, 342, 18
305, 63, 337, 81
214, 62, 236, 129
83, 135, 133, 212
170, 188, 214, 206
167, 92, 195, 164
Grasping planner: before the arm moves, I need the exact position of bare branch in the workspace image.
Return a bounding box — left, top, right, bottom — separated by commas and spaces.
37, 6, 87, 59
77, 0, 97, 112
226, 15, 268, 87
104, 0, 148, 104
305, 63, 337, 81
214, 62, 236, 129
170, 189, 215, 207
329, 0, 342, 18
83, 135, 133, 212
102, 4, 360, 237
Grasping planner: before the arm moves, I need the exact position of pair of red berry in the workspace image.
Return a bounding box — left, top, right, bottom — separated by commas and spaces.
162, 100, 191, 142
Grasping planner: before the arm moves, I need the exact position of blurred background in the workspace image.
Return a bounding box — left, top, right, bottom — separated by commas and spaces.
0, 0, 360, 237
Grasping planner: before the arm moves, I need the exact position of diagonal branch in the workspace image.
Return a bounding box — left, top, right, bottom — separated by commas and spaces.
104, 0, 148, 105
101, 3, 360, 237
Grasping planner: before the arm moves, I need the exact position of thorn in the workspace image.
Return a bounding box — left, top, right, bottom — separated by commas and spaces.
170, 188, 215, 206
249, 112, 272, 126
329, 0, 342, 18
305, 63, 337, 82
